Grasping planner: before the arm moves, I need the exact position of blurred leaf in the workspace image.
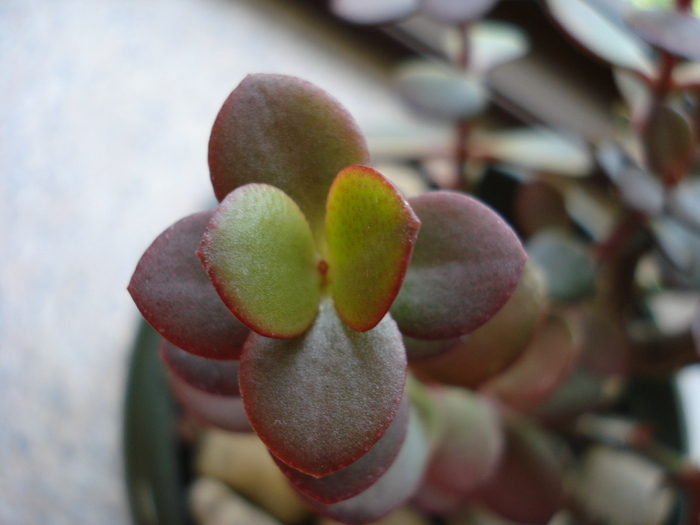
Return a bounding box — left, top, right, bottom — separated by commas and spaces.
673, 61, 700, 88
273, 394, 410, 505
546, 0, 655, 75
403, 335, 461, 361
303, 406, 431, 525
239, 298, 406, 477
444, 22, 529, 75
391, 191, 527, 340
668, 176, 700, 231
410, 261, 544, 387
514, 180, 571, 237
626, 9, 700, 60
128, 211, 250, 360
160, 341, 241, 396
693, 302, 700, 354
330, 0, 419, 24
527, 228, 597, 301
480, 314, 581, 412
576, 307, 629, 375
422, 0, 500, 23
326, 166, 421, 332
198, 184, 321, 339
533, 368, 612, 419
651, 216, 696, 271
395, 60, 488, 121
613, 166, 665, 215
612, 68, 652, 124
471, 128, 594, 177
208, 74, 369, 242
643, 104, 695, 185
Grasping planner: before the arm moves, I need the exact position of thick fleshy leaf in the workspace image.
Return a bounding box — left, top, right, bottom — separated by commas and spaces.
410, 260, 543, 387
576, 307, 629, 376
272, 393, 410, 505
626, 10, 700, 61
326, 165, 421, 332
422, 0, 499, 23
239, 298, 407, 477
208, 74, 369, 242
613, 166, 665, 216
643, 105, 695, 185
546, 0, 655, 76
160, 341, 240, 396
330, 0, 419, 24
480, 314, 581, 412
669, 178, 700, 232
128, 211, 250, 359
613, 68, 651, 125
395, 60, 488, 121
391, 191, 527, 340
651, 216, 696, 272
693, 303, 700, 355
403, 335, 461, 361
471, 128, 594, 177
302, 406, 431, 525
198, 184, 321, 339
673, 61, 700, 89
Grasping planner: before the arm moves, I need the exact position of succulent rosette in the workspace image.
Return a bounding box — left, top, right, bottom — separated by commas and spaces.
128, 73, 526, 521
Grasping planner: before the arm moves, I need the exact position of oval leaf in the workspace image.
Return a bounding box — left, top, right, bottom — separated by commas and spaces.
128, 211, 250, 359
626, 9, 700, 61
208, 74, 369, 242
326, 166, 421, 332
669, 177, 700, 232
272, 393, 410, 505
613, 166, 665, 216
330, 0, 419, 24
239, 298, 407, 477
422, 0, 499, 23
546, 0, 655, 76
643, 104, 695, 185
198, 184, 321, 339
390, 191, 527, 340
395, 60, 488, 121
160, 341, 241, 396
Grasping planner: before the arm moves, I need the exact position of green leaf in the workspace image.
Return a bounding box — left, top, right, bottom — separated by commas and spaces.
208, 74, 369, 243
239, 298, 407, 477
643, 104, 695, 185
326, 165, 421, 332
198, 184, 321, 339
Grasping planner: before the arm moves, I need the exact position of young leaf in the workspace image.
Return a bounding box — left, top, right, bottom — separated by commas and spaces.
643, 105, 695, 186
198, 184, 321, 339
272, 393, 410, 505
128, 211, 250, 360
626, 10, 700, 61
390, 191, 527, 340
239, 298, 407, 477
208, 74, 369, 242
330, 0, 419, 25
422, 0, 500, 23
326, 165, 421, 332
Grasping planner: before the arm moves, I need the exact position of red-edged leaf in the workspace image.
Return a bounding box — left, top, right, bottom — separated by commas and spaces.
643, 104, 695, 185
403, 335, 460, 361
480, 314, 582, 412
239, 298, 407, 477
410, 260, 543, 388
272, 393, 410, 505
422, 0, 499, 23
128, 211, 250, 360
302, 405, 431, 525
160, 341, 241, 396
326, 166, 421, 332
390, 191, 527, 340
330, 0, 419, 24
198, 184, 321, 339
168, 370, 252, 432
626, 10, 700, 61
208, 74, 369, 243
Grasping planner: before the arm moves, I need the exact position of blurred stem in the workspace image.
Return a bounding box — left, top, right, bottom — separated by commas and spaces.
594, 211, 646, 266
651, 51, 678, 113
454, 22, 472, 192
676, 0, 693, 13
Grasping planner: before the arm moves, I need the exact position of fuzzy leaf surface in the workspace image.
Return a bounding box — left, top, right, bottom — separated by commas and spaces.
627, 10, 700, 61
239, 299, 407, 477
128, 211, 250, 359
422, 0, 499, 23
272, 393, 410, 505
160, 341, 241, 396
208, 74, 369, 242
198, 184, 320, 339
326, 165, 420, 332
391, 191, 527, 340
330, 0, 419, 24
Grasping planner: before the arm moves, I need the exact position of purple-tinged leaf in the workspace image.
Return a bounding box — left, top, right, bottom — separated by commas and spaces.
545, 0, 655, 76
198, 184, 321, 339
273, 393, 410, 505
410, 261, 543, 387
643, 104, 695, 186
161, 341, 241, 396
330, 0, 419, 24
239, 298, 406, 477
626, 10, 700, 61
403, 335, 460, 361
480, 314, 581, 412
391, 191, 527, 340
469, 418, 566, 525
302, 406, 431, 525
395, 60, 488, 121
613, 166, 665, 216
208, 74, 369, 242
421, 0, 499, 23
168, 370, 252, 432
326, 165, 420, 332
668, 177, 700, 232
128, 211, 250, 360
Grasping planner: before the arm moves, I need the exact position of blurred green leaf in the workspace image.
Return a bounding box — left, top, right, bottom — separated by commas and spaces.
643, 104, 695, 185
